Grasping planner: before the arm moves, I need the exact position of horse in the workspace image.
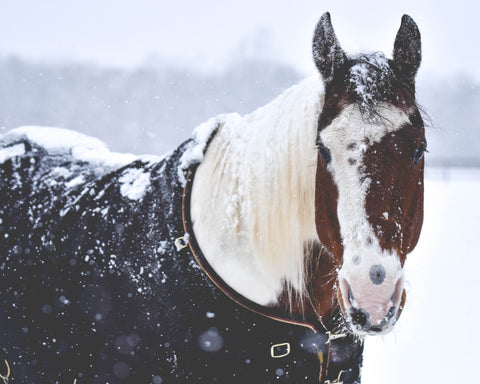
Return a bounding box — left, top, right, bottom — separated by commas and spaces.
0, 12, 425, 384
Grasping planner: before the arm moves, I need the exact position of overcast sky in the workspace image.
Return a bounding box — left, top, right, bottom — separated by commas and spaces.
0, 0, 478, 80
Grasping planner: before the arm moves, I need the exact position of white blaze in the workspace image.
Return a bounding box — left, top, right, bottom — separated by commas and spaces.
319, 104, 411, 320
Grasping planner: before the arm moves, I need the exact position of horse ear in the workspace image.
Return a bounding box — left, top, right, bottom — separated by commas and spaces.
393, 15, 422, 87
312, 12, 347, 84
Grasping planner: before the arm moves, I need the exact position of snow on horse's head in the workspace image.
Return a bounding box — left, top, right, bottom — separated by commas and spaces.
190, 13, 425, 336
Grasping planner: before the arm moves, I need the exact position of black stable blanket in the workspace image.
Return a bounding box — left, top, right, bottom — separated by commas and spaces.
0, 129, 362, 383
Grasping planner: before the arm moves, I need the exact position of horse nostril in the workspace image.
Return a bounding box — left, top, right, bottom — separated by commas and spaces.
349, 307, 370, 328
348, 285, 355, 305
391, 275, 405, 308
385, 306, 397, 322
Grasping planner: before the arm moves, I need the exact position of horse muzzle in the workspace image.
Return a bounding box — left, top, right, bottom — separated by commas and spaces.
337, 263, 405, 336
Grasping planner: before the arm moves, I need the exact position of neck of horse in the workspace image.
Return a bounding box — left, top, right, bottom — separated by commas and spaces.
190, 77, 338, 321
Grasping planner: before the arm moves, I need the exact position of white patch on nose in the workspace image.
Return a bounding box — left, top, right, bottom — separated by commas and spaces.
341, 245, 403, 293
339, 247, 404, 327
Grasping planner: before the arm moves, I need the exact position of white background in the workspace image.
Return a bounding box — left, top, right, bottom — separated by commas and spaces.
0, 0, 478, 80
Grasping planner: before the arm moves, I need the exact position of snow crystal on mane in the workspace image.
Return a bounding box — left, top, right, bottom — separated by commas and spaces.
177, 114, 238, 186
347, 52, 393, 115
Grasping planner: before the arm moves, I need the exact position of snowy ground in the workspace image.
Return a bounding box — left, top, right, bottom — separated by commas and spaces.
362, 167, 480, 383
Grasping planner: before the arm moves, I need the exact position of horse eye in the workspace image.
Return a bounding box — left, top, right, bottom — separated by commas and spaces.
413, 143, 427, 165
317, 141, 332, 164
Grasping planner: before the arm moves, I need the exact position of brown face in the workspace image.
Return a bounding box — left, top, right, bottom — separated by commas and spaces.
315, 100, 426, 335
363, 118, 426, 264
310, 11, 423, 335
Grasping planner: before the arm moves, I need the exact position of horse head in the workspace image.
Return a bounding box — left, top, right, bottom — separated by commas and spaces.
313, 13, 425, 335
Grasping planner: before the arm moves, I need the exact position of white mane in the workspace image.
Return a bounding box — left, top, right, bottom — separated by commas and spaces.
190, 76, 324, 305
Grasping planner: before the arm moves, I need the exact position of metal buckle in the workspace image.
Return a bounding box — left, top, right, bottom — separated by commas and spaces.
0, 359, 10, 384
174, 235, 189, 251
325, 331, 347, 344
324, 365, 362, 384
270, 342, 290, 358
324, 369, 344, 384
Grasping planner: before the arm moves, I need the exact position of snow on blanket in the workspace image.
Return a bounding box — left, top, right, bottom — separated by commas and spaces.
0, 126, 161, 201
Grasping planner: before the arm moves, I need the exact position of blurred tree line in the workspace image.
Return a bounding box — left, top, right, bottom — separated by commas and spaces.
0, 56, 478, 167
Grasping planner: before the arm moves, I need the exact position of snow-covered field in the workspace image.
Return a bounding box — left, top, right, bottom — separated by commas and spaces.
363, 167, 480, 383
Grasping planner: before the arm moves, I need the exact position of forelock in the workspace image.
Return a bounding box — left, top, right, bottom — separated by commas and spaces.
318, 52, 420, 136
346, 52, 401, 117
